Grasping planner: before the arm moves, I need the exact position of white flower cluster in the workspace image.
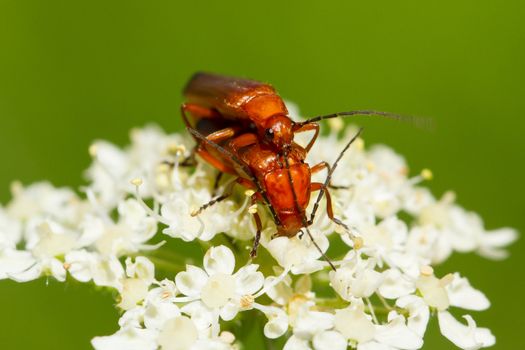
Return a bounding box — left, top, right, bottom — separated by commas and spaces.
0, 115, 517, 349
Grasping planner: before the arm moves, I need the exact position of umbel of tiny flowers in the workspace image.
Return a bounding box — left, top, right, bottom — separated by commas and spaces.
0, 104, 518, 350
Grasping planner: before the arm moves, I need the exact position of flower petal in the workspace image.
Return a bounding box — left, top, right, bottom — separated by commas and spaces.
91, 327, 157, 350
313, 330, 347, 350
283, 335, 310, 350
219, 301, 239, 321
438, 312, 495, 350
263, 306, 289, 339
477, 228, 518, 260
158, 316, 199, 350
379, 268, 416, 299
447, 273, 490, 311
396, 295, 429, 338
0, 249, 37, 280
204, 245, 235, 276
175, 265, 208, 297
374, 313, 423, 349
234, 264, 264, 295
334, 303, 375, 344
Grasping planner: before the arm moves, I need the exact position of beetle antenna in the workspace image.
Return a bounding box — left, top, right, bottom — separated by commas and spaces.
282, 151, 336, 271
298, 110, 432, 131
309, 128, 364, 224
186, 126, 281, 226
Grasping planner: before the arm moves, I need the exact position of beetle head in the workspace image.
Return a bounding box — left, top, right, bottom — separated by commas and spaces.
262, 115, 293, 151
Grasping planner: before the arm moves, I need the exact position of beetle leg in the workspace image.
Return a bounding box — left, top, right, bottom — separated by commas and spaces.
181, 103, 221, 121
249, 195, 263, 258
205, 127, 239, 143
310, 162, 349, 189
309, 182, 350, 231
212, 172, 224, 196
196, 147, 236, 174
292, 122, 319, 153
181, 103, 226, 144
310, 161, 329, 174
229, 133, 258, 153
191, 177, 238, 216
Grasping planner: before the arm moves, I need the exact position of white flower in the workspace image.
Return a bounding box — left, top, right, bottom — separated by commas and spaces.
334, 303, 375, 344
446, 273, 490, 311
160, 188, 238, 242
361, 312, 423, 350
406, 225, 452, 264
80, 199, 157, 257
438, 312, 495, 350
477, 227, 518, 260
91, 326, 157, 350
266, 231, 329, 274
6, 181, 83, 224
418, 192, 516, 259
0, 207, 22, 249
416, 272, 453, 311
118, 257, 156, 310
65, 250, 125, 288
396, 295, 429, 338
330, 251, 383, 300
3, 219, 77, 282
283, 301, 342, 350
158, 316, 199, 350
0, 248, 37, 280
379, 268, 416, 299
175, 245, 264, 320
259, 305, 289, 339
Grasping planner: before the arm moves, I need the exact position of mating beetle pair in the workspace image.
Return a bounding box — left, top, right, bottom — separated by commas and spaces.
181, 72, 404, 269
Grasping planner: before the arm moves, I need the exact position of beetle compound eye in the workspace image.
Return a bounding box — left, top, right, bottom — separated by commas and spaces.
265, 128, 274, 139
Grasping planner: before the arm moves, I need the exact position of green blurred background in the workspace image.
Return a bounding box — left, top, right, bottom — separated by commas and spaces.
0, 1, 523, 348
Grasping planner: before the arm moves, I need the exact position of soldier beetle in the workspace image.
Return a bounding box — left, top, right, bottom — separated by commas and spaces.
180, 72, 423, 269
182, 72, 410, 155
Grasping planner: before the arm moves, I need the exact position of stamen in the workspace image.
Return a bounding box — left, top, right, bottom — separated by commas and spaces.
254, 267, 291, 298
420, 265, 434, 276
84, 187, 112, 224
167, 143, 186, 156
195, 214, 205, 240
130, 177, 143, 187
248, 204, 258, 214
439, 273, 454, 287
10, 181, 23, 196
169, 296, 200, 303
421, 168, 433, 181
366, 297, 379, 324
131, 180, 170, 226
353, 236, 364, 250
88, 143, 98, 157
328, 118, 344, 133
355, 138, 365, 151
240, 294, 255, 309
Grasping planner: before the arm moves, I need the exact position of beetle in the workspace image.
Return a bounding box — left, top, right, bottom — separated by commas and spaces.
182, 72, 405, 155
184, 115, 362, 270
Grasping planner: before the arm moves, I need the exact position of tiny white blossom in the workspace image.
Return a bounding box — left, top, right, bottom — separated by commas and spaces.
175, 245, 264, 320
438, 312, 495, 350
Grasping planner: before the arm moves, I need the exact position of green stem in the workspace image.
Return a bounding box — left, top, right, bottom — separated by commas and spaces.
149, 247, 189, 265
146, 256, 184, 273
315, 297, 409, 317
